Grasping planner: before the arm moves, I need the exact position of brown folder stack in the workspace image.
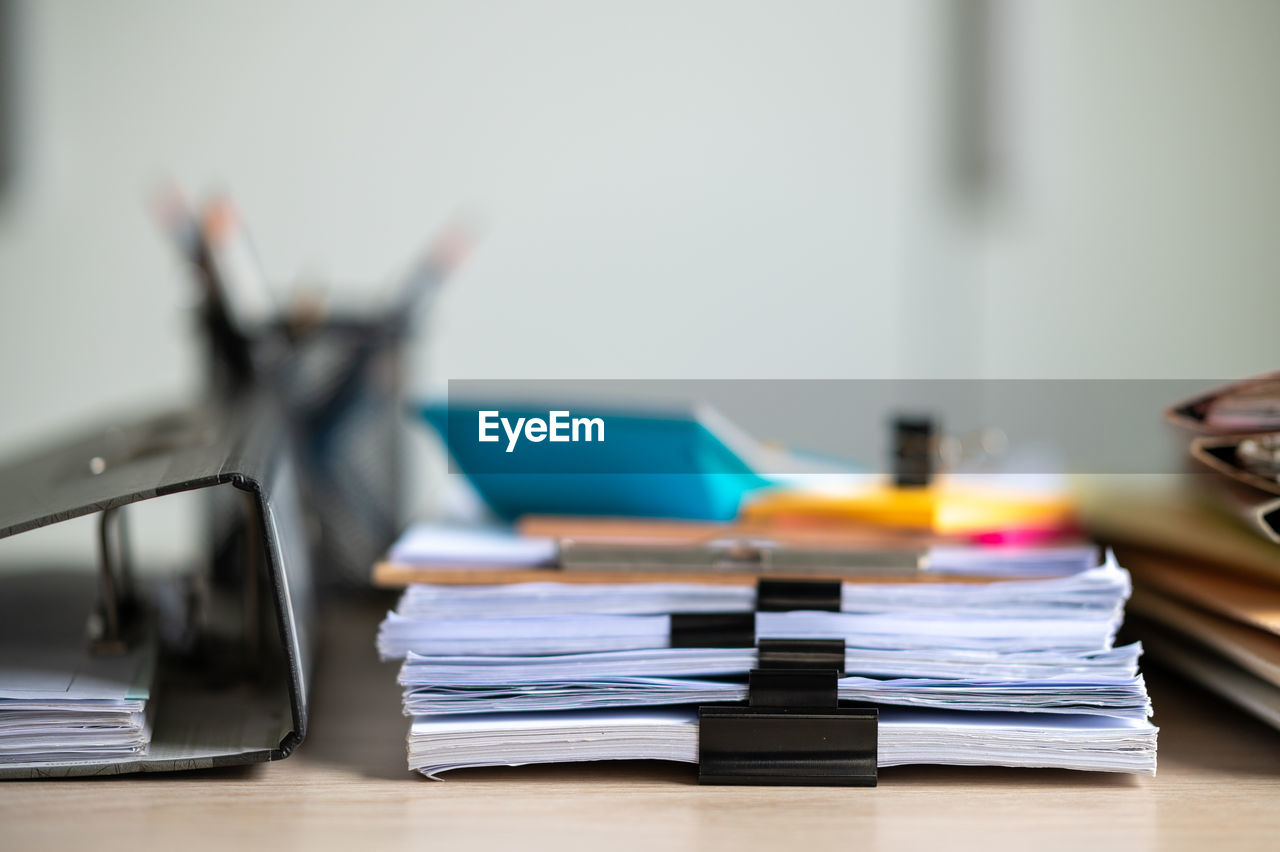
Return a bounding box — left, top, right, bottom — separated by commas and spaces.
1086, 371, 1280, 730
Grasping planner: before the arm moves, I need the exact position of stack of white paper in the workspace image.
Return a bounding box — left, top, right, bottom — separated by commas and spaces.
376, 550, 1157, 777
0, 574, 155, 766
408, 709, 1157, 778
377, 561, 1129, 659
0, 642, 155, 765
379, 609, 1125, 657
396, 644, 1144, 683
400, 671, 1152, 717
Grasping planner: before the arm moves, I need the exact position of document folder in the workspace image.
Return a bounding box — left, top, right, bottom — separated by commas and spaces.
0, 398, 315, 777
1189, 434, 1280, 544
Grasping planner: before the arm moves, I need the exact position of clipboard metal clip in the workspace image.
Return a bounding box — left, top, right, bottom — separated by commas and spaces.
559, 538, 921, 577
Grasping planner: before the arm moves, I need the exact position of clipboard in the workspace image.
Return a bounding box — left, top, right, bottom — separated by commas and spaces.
0, 396, 315, 778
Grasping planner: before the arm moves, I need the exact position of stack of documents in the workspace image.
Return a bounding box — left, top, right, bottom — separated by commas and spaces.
0, 648, 154, 766
378, 563, 1130, 658
1091, 500, 1280, 731
377, 550, 1158, 778
1082, 372, 1280, 732
0, 574, 155, 766
408, 709, 1158, 778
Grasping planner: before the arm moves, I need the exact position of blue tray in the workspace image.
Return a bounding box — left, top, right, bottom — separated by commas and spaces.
417, 401, 772, 521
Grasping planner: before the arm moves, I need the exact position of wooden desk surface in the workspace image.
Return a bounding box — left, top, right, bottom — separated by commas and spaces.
4, 599, 1279, 852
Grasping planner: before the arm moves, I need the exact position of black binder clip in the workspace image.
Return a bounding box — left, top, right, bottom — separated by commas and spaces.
671, 579, 848, 647
757, 638, 846, 672
756, 578, 842, 612
698, 635, 876, 786
698, 669, 877, 786
892, 415, 936, 488
670, 612, 755, 648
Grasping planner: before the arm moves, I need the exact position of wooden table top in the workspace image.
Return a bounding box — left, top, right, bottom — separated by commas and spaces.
4, 599, 1280, 852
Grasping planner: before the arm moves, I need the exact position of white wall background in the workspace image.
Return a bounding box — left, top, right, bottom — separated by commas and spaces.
1, 1, 1278, 557
979, 1, 1280, 378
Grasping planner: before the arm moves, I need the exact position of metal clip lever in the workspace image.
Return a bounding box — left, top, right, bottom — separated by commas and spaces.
89, 506, 141, 655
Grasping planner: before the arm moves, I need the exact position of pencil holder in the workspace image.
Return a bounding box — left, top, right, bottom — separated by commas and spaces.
201, 310, 411, 587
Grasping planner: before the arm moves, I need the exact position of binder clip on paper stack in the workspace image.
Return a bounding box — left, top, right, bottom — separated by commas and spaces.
375, 412, 1156, 785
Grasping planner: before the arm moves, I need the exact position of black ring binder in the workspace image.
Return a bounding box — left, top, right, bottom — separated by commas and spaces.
0, 397, 316, 778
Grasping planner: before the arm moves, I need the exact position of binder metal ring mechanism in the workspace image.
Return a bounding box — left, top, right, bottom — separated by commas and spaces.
0, 395, 315, 778
693, 579, 878, 787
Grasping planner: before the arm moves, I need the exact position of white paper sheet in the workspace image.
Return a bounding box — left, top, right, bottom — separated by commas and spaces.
388, 524, 557, 566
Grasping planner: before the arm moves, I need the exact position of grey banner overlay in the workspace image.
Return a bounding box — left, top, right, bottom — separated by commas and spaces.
438, 379, 1229, 475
